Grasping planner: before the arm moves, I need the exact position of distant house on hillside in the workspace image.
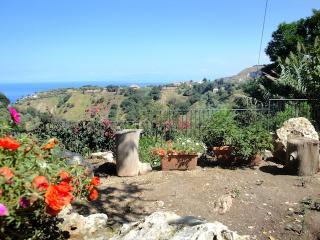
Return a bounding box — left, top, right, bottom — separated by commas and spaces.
130, 84, 140, 89
212, 88, 219, 93
85, 89, 100, 93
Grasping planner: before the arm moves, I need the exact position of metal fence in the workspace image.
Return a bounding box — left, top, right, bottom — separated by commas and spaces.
267, 98, 320, 131
111, 108, 267, 139
111, 98, 320, 139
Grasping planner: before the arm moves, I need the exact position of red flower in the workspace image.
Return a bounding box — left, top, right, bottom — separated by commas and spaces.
59, 170, 70, 182
0, 137, 20, 150
32, 176, 49, 191
45, 182, 73, 213
0, 166, 14, 179
41, 138, 58, 150
57, 181, 73, 193
90, 176, 100, 186
88, 188, 98, 201
153, 148, 166, 156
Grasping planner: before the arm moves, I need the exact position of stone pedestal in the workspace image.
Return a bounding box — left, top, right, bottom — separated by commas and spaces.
115, 129, 151, 176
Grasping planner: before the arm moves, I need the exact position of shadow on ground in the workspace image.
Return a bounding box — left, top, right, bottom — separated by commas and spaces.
93, 162, 117, 177
73, 181, 153, 226
259, 165, 292, 175
197, 154, 251, 170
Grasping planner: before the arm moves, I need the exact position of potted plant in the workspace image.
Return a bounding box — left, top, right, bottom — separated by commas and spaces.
152, 136, 206, 171
202, 110, 237, 160
231, 122, 273, 165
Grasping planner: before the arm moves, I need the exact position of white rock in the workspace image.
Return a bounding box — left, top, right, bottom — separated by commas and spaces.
90, 151, 115, 163
213, 195, 233, 214
156, 200, 165, 208
111, 211, 249, 240
276, 117, 319, 151
139, 162, 152, 175
58, 205, 109, 240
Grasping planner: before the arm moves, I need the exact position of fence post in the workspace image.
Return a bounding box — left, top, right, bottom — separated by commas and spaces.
268, 99, 271, 132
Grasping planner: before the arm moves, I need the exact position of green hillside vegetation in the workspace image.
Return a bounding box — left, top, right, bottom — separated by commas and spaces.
15, 71, 259, 125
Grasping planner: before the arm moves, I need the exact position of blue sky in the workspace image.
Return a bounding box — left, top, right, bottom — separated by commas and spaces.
0, 0, 319, 84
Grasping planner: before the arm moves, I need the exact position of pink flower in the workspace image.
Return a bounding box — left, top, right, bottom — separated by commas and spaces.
8, 107, 21, 125
0, 203, 8, 216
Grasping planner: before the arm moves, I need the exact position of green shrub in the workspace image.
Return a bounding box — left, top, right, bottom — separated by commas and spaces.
0, 92, 10, 106
202, 110, 238, 147
271, 103, 312, 130
57, 93, 71, 108
231, 122, 273, 162
139, 136, 161, 167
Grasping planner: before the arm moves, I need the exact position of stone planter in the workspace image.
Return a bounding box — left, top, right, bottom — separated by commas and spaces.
160, 153, 198, 171
115, 129, 143, 176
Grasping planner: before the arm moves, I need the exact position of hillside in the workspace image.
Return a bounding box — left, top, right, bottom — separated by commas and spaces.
14, 66, 259, 123
222, 65, 264, 82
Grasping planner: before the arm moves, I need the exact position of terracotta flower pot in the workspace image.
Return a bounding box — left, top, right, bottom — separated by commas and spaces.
160, 153, 198, 171
211, 146, 232, 160
250, 154, 263, 166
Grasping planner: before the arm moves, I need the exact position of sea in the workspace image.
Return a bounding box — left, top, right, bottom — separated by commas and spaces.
0, 80, 173, 104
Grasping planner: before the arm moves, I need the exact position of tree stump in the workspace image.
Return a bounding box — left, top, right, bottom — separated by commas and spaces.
286, 137, 319, 176
115, 129, 151, 177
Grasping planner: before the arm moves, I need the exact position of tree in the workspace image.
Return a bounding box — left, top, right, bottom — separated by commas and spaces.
266, 22, 304, 62
149, 86, 162, 101
265, 9, 320, 62
276, 39, 320, 100
247, 9, 320, 103
0, 92, 10, 106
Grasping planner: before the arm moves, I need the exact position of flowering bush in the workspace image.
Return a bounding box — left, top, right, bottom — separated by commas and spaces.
0, 101, 21, 136
152, 136, 206, 156
28, 113, 115, 156
0, 105, 101, 239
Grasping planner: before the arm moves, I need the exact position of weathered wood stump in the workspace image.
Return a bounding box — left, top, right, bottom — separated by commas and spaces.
286, 137, 319, 176
115, 129, 152, 177
115, 129, 142, 176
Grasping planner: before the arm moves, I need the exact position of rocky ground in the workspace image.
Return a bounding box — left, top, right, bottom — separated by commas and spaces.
79, 158, 320, 240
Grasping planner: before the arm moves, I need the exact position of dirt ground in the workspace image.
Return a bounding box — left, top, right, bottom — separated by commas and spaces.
82, 159, 320, 240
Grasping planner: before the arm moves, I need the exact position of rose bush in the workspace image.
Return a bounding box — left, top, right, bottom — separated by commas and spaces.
0, 103, 101, 239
